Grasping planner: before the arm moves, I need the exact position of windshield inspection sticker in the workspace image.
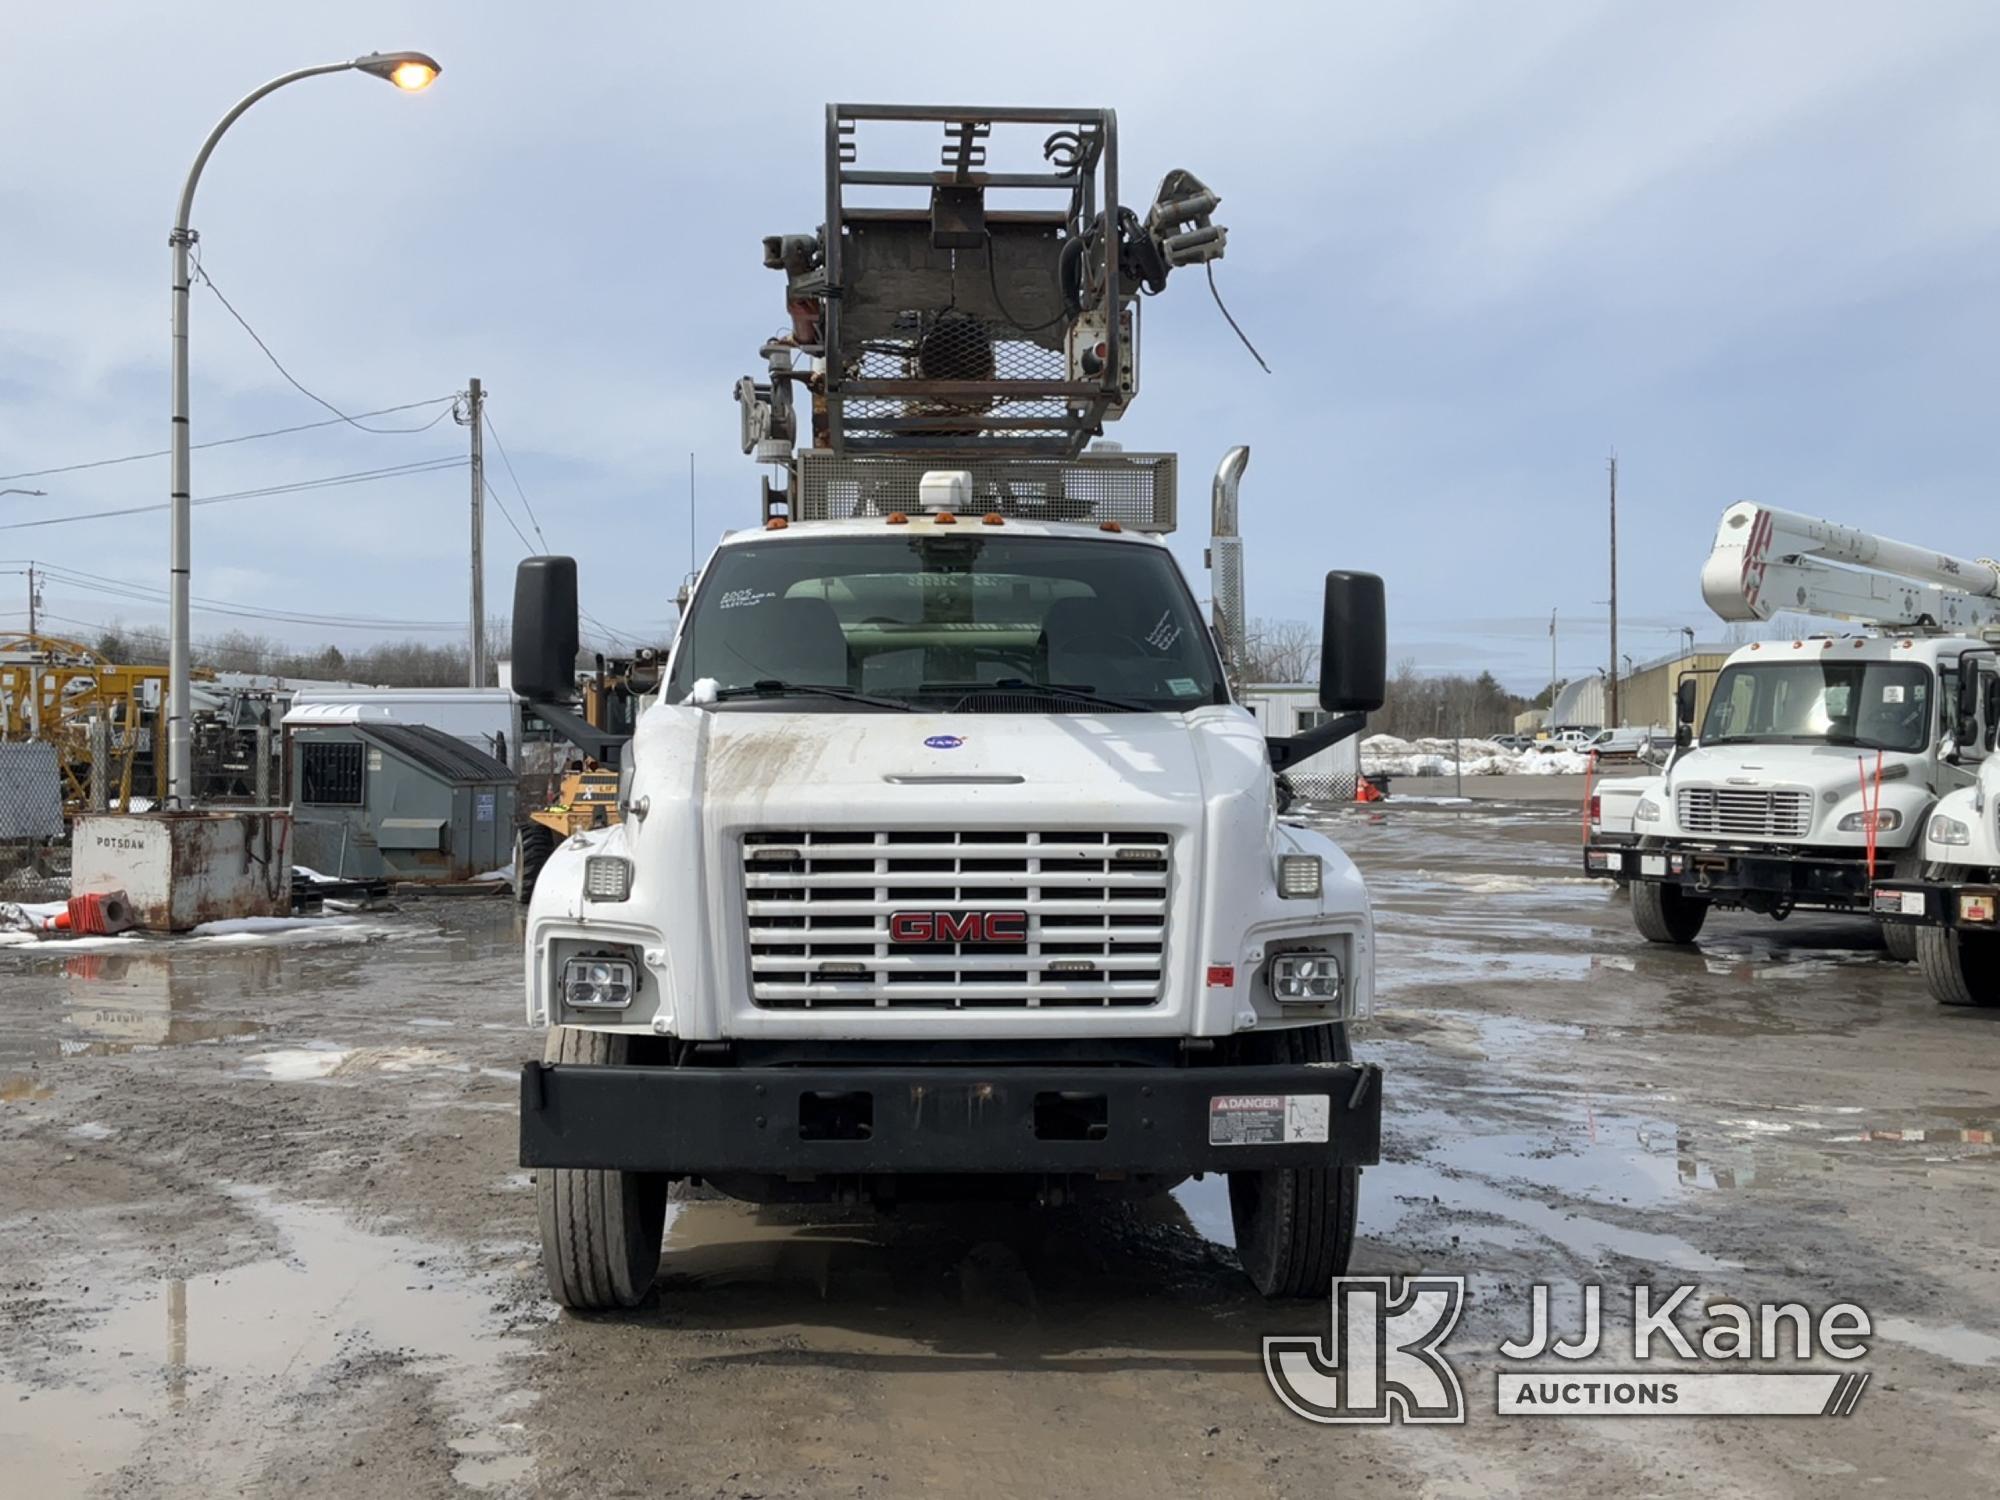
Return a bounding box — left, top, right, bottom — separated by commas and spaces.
924, 734, 965, 750
1881, 685, 1906, 703
1167, 676, 1201, 697
1209, 1093, 1330, 1146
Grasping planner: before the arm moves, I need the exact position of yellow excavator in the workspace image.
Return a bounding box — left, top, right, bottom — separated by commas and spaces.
513, 647, 662, 902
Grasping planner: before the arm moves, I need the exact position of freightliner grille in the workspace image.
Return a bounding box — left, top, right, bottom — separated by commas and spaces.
1676, 787, 1812, 839
742, 830, 1171, 1009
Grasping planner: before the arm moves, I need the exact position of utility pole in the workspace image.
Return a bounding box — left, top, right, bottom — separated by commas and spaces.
1549, 607, 1559, 723
1607, 453, 1620, 729
467, 377, 485, 688
25, 562, 36, 637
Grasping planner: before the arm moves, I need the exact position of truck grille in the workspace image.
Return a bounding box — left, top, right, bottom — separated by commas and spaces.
742, 830, 1171, 1009
1676, 787, 1812, 839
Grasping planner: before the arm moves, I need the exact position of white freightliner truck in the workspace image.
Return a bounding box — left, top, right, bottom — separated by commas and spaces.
1586, 502, 1999, 950
1870, 654, 2000, 1007
508, 105, 1389, 1308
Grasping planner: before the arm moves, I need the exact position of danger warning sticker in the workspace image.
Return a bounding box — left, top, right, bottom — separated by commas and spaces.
1208, 1093, 1331, 1146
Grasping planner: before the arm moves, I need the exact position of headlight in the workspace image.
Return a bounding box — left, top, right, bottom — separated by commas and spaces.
584, 855, 633, 901
1930, 814, 1972, 847
1278, 854, 1322, 900
564, 955, 636, 1009
1634, 797, 1662, 823
1837, 809, 1902, 834
1270, 951, 1342, 1004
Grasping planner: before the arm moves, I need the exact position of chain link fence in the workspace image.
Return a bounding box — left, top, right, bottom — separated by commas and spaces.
0, 741, 69, 903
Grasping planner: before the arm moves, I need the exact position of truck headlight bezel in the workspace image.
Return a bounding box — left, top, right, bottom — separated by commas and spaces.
1930, 814, 1972, 847
584, 855, 634, 902
1269, 950, 1343, 1005
563, 954, 637, 1009
1837, 808, 1903, 834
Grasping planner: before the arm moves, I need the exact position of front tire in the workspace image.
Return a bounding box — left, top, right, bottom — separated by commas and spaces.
1227, 1023, 1360, 1298
1916, 922, 2000, 1008
515, 823, 557, 907
1631, 879, 1709, 944
1881, 919, 1918, 963
537, 1027, 669, 1309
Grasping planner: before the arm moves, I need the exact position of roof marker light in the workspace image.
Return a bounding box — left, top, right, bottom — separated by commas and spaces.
1100, 520, 1122, 533
982, 512, 1005, 526
885, 512, 909, 525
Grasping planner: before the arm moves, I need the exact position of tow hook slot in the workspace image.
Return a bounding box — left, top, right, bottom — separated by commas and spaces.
1034, 1091, 1109, 1141
799, 1090, 874, 1141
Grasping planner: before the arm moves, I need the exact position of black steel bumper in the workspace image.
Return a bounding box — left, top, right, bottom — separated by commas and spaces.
1584, 842, 1872, 908
519, 1060, 1383, 1175
1871, 881, 2000, 928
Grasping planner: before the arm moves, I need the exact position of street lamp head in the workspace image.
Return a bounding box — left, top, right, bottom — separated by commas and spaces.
353, 51, 442, 91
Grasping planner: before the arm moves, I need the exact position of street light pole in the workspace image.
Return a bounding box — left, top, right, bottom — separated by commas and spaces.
164, 51, 441, 808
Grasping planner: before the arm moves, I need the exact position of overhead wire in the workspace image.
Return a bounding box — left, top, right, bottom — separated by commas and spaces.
20, 560, 461, 631
0, 457, 466, 533
480, 409, 550, 551
0, 398, 459, 485
192, 259, 454, 434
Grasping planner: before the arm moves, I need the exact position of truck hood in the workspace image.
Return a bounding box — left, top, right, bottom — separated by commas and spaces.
680, 705, 1242, 829
1664, 742, 1934, 845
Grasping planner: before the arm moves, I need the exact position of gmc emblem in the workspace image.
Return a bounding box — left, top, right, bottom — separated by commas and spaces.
888, 911, 1028, 944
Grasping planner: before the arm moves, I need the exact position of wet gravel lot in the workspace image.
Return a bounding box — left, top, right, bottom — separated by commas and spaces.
2, 797, 1997, 1497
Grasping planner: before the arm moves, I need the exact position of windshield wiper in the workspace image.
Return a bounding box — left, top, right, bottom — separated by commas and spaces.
712, 680, 914, 712
934, 678, 1154, 714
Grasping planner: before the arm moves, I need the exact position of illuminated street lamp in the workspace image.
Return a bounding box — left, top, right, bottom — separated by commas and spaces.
165, 51, 441, 807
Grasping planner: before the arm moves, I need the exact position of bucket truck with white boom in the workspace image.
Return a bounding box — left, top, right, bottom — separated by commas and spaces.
1585, 502, 1999, 954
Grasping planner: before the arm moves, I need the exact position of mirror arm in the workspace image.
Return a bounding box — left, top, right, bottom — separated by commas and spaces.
527, 700, 631, 766
1268, 711, 1368, 772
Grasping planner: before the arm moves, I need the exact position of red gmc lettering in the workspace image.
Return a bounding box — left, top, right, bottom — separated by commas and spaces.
888, 911, 1028, 944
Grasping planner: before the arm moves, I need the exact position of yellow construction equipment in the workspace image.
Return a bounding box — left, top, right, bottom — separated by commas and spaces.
0, 633, 173, 814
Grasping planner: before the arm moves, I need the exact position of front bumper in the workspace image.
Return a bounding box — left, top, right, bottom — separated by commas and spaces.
1584, 842, 1873, 909
1871, 881, 2000, 929
519, 1060, 1383, 1175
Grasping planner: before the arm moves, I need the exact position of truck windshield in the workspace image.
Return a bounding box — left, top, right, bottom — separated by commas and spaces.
666, 534, 1227, 712
1700, 660, 1935, 753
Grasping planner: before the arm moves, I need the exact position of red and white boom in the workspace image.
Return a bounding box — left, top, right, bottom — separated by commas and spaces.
1701, 501, 2000, 633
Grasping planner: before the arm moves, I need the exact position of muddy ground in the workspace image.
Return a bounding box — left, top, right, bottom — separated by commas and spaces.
2, 798, 1996, 1498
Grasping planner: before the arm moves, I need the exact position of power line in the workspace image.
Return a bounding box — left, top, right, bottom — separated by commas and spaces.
0, 398, 458, 484
192, 259, 453, 436
0, 457, 466, 533
481, 475, 536, 553
481, 409, 550, 551
20, 560, 461, 631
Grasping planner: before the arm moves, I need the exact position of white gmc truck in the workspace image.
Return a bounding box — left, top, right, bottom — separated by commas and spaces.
510, 514, 1387, 1306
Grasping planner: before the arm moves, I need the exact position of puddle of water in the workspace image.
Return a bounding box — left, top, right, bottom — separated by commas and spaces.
1169, 1175, 1236, 1249
1, 1189, 535, 1493
1876, 1316, 2000, 1367
238, 1044, 467, 1082
0, 1069, 53, 1102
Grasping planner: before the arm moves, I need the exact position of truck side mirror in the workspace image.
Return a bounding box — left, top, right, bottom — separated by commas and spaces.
1957, 666, 1983, 748
1319, 571, 1386, 713
1674, 676, 1698, 749
511, 556, 581, 704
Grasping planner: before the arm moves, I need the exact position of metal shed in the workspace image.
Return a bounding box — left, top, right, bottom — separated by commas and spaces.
288, 721, 515, 884
1237, 684, 1361, 803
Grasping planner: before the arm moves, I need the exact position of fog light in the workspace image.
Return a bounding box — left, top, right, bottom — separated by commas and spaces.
1270, 951, 1342, 1004
584, 855, 633, 901
1278, 854, 1322, 900
564, 956, 635, 1009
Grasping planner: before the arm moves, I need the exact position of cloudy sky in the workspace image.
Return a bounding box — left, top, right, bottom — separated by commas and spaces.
2, 2, 1995, 692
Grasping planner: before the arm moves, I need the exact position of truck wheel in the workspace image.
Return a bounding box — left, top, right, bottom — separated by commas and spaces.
515, 823, 556, 906
1227, 1023, 1359, 1298
537, 1027, 668, 1309
1916, 923, 2000, 1008
1631, 880, 1708, 945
